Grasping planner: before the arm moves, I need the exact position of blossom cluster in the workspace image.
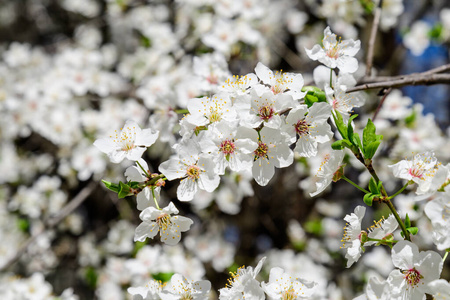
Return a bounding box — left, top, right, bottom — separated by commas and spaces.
1, 0, 450, 299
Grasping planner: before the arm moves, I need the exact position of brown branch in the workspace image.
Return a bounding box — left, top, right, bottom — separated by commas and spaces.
372, 87, 392, 121
0, 181, 97, 272
346, 74, 450, 93
358, 64, 450, 84
365, 2, 382, 77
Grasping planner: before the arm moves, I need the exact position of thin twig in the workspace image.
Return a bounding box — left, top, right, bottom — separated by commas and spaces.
365, 1, 382, 77
372, 87, 392, 121
358, 64, 450, 84
346, 74, 450, 93
271, 36, 304, 71
0, 181, 97, 271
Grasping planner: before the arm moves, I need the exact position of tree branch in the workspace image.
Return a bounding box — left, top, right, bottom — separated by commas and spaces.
365, 1, 382, 77
346, 73, 450, 93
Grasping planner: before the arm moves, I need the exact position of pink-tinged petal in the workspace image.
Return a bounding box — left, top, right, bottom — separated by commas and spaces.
159, 157, 185, 181
253, 158, 275, 186
177, 178, 197, 201
126, 147, 147, 161
93, 138, 117, 154
336, 56, 359, 73
305, 44, 325, 61
134, 222, 158, 242
254, 62, 272, 84
135, 128, 159, 147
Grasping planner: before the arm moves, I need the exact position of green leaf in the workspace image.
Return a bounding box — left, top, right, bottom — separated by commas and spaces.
377, 180, 383, 192
368, 177, 379, 194
352, 132, 363, 150
85, 267, 98, 288
331, 139, 352, 150
118, 181, 131, 198
333, 111, 347, 140
152, 272, 174, 283
304, 94, 318, 107
363, 193, 374, 206
407, 227, 419, 235
17, 218, 30, 232
363, 119, 376, 150
365, 140, 381, 159
405, 109, 417, 127
102, 180, 120, 193
404, 213, 411, 228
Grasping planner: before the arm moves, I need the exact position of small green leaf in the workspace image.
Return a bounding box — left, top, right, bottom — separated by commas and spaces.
352, 132, 363, 150
407, 227, 419, 235
17, 218, 30, 232
102, 180, 120, 193
363, 193, 374, 206
305, 94, 318, 107
333, 111, 347, 139
331, 139, 352, 150
365, 140, 382, 159
363, 119, 376, 150
85, 267, 98, 288
152, 272, 174, 283
404, 213, 411, 228
368, 177, 379, 194
118, 181, 131, 198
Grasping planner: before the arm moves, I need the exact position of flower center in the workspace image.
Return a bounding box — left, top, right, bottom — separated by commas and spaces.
208, 109, 222, 123
156, 213, 171, 231
259, 105, 274, 121
294, 119, 310, 136
254, 141, 269, 159
220, 139, 236, 156
186, 165, 201, 180
403, 268, 423, 287
281, 287, 296, 300
326, 41, 340, 59
180, 293, 193, 300
408, 167, 424, 179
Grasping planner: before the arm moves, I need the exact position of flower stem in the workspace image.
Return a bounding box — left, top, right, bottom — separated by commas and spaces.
341, 175, 370, 193
330, 68, 333, 89
175, 109, 189, 114
136, 161, 150, 178
151, 187, 160, 210
443, 250, 449, 262
351, 149, 411, 241
387, 182, 410, 200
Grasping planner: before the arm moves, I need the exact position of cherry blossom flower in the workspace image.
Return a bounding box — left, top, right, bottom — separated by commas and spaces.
186, 93, 237, 127
310, 149, 345, 197
220, 73, 258, 97
282, 102, 333, 157
367, 214, 398, 242
254, 62, 306, 100
94, 120, 159, 163
387, 241, 443, 300
160, 274, 211, 300
219, 257, 266, 300
428, 279, 450, 300
252, 127, 294, 186
340, 206, 366, 268
424, 191, 450, 250
159, 140, 220, 201
305, 26, 361, 73
134, 202, 193, 246
389, 151, 439, 195
237, 89, 296, 129
261, 267, 317, 299
127, 279, 164, 300
200, 121, 258, 174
